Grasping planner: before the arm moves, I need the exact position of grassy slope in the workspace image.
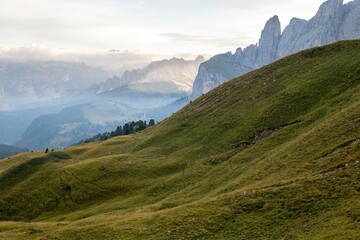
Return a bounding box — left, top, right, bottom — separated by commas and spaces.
0, 40, 359, 239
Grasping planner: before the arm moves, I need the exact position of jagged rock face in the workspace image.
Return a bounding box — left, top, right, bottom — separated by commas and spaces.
278, 0, 345, 58
192, 52, 249, 97
276, 18, 308, 58
191, 0, 360, 99
256, 15, 281, 67
341, 0, 360, 39
191, 16, 281, 99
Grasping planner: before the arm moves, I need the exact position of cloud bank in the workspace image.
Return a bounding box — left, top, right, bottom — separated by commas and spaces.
0, 45, 204, 75
0, 0, 342, 56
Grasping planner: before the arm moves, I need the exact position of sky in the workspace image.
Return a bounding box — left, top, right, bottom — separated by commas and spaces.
0, 0, 353, 71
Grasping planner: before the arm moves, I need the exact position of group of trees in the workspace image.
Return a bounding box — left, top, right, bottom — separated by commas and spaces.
79, 119, 156, 144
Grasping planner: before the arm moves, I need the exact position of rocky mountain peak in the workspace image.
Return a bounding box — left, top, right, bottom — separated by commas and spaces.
191, 0, 360, 99
312, 0, 344, 26
195, 55, 205, 64
289, 17, 307, 24
234, 47, 243, 56
257, 15, 281, 67
264, 15, 281, 30
259, 15, 281, 44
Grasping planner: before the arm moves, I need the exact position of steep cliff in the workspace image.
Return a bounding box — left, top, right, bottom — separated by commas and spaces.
191, 0, 360, 98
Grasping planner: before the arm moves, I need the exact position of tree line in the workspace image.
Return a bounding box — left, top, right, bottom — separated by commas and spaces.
78, 119, 156, 144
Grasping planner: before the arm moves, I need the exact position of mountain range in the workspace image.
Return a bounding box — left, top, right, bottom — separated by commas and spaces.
0, 0, 359, 238
96, 55, 204, 93
13, 101, 144, 150
1, 57, 203, 150
191, 0, 360, 98
0, 40, 358, 239
1, 0, 360, 152
0, 61, 107, 111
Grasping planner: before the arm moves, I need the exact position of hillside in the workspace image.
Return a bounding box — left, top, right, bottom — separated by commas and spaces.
0, 40, 359, 239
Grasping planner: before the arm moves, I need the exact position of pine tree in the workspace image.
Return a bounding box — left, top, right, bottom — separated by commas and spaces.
123, 123, 130, 135
149, 119, 155, 126
115, 126, 123, 136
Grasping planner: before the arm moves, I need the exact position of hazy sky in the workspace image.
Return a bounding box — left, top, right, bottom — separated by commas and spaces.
0, 0, 352, 69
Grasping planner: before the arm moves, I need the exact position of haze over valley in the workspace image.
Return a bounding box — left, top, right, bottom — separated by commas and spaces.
1, 0, 359, 151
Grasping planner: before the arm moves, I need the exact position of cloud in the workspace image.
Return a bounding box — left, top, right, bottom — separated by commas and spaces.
221, 0, 322, 10
160, 33, 252, 49
0, 45, 148, 73
0, 45, 204, 75
0, 0, 343, 58
0, 45, 65, 62
222, 0, 353, 9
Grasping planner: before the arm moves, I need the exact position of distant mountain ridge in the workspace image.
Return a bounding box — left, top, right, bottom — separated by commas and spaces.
191, 0, 360, 98
1, 56, 204, 150
0, 144, 28, 159
13, 101, 145, 150
0, 61, 107, 110
14, 89, 188, 150
98, 56, 204, 93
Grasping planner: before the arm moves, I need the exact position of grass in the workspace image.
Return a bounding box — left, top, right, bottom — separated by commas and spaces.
0, 40, 359, 239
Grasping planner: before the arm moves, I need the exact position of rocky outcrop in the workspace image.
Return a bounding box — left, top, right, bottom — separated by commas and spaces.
191, 0, 360, 99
